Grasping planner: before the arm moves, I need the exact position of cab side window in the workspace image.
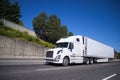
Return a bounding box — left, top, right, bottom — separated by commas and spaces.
76, 38, 80, 42
69, 43, 74, 49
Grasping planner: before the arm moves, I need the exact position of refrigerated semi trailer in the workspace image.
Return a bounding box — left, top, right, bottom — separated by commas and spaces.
45, 35, 114, 66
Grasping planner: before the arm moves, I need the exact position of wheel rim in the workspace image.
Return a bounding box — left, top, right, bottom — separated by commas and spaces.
63, 57, 69, 66
90, 58, 93, 64
91, 59, 93, 64
86, 60, 89, 64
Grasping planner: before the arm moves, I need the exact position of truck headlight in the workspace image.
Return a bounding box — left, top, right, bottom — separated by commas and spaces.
55, 55, 61, 59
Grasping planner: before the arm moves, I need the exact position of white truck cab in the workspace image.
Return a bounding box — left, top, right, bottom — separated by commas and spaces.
45, 35, 114, 66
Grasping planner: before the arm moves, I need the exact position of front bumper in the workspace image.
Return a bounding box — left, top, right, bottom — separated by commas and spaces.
45, 58, 63, 64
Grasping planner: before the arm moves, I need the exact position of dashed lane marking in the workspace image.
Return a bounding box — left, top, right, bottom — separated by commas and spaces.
102, 74, 117, 80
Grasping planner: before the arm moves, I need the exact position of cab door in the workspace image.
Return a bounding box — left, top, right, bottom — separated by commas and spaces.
68, 42, 76, 63
70, 38, 83, 63
73, 43, 82, 62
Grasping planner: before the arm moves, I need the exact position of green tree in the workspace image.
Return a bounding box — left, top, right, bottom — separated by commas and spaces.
10, 1, 22, 24
33, 11, 47, 39
0, 0, 22, 25
33, 12, 71, 44
0, 0, 10, 19
46, 14, 61, 43
115, 50, 120, 59
68, 32, 73, 36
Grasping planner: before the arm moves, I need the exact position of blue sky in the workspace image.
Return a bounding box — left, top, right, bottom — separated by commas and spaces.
11, 0, 120, 52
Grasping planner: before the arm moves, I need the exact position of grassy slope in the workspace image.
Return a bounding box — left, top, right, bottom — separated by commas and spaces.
0, 25, 54, 48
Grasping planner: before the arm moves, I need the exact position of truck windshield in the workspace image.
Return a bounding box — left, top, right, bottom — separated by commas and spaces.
56, 42, 68, 48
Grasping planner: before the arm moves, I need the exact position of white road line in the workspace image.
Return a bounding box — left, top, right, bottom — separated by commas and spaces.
36, 67, 70, 71
102, 74, 117, 80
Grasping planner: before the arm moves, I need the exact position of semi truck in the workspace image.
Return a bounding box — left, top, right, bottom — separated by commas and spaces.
45, 35, 114, 66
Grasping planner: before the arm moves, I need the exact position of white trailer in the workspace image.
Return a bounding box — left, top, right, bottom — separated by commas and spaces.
46, 35, 114, 66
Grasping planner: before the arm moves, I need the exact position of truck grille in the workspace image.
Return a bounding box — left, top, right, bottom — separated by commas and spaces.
46, 51, 53, 58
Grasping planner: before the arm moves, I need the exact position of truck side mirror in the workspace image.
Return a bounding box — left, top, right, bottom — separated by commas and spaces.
68, 43, 74, 52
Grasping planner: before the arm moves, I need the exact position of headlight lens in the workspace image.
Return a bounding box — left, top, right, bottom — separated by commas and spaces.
55, 55, 61, 59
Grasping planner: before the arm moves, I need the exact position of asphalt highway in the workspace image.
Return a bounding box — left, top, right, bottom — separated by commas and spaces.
0, 62, 120, 80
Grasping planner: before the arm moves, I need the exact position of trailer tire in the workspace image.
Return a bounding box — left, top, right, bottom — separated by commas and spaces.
90, 58, 93, 64
85, 58, 90, 64
93, 59, 97, 63
86, 59, 89, 64
62, 57, 69, 66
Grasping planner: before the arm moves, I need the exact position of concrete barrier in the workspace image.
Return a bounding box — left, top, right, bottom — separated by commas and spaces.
0, 35, 47, 60
0, 19, 36, 37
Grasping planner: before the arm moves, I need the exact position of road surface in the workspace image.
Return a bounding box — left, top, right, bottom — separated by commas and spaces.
0, 62, 120, 80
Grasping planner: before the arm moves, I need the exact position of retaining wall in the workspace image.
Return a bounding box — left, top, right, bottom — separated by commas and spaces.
0, 35, 47, 59
0, 19, 36, 37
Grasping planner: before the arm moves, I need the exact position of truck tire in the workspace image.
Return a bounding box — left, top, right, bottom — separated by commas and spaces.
90, 58, 93, 64
86, 59, 90, 64
83, 58, 90, 64
93, 59, 97, 63
62, 57, 69, 66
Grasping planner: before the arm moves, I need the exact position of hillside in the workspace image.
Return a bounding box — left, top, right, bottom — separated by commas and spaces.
0, 24, 54, 48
